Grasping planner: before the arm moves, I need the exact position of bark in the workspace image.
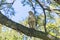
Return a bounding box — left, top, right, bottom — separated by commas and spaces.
54, 0, 60, 4
0, 11, 60, 40
0, 24, 2, 33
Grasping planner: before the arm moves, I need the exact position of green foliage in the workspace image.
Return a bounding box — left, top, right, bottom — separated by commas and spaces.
0, 26, 23, 40
0, 0, 60, 40
1, 0, 6, 2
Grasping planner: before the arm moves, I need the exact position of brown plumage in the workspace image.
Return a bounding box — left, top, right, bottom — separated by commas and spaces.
28, 11, 36, 29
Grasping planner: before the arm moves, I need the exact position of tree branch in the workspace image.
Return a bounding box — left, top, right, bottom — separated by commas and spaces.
0, 0, 15, 5
29, 0, 36, 14
0, 11, 60, 40
35, 0, 47, 33
54, 0, 60, 4
0, 11, 48, 40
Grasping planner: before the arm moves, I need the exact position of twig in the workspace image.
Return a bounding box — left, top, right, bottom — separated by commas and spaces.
29, 0, 36, 14
0, 0, 15, 5
35, 0, 47, 33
